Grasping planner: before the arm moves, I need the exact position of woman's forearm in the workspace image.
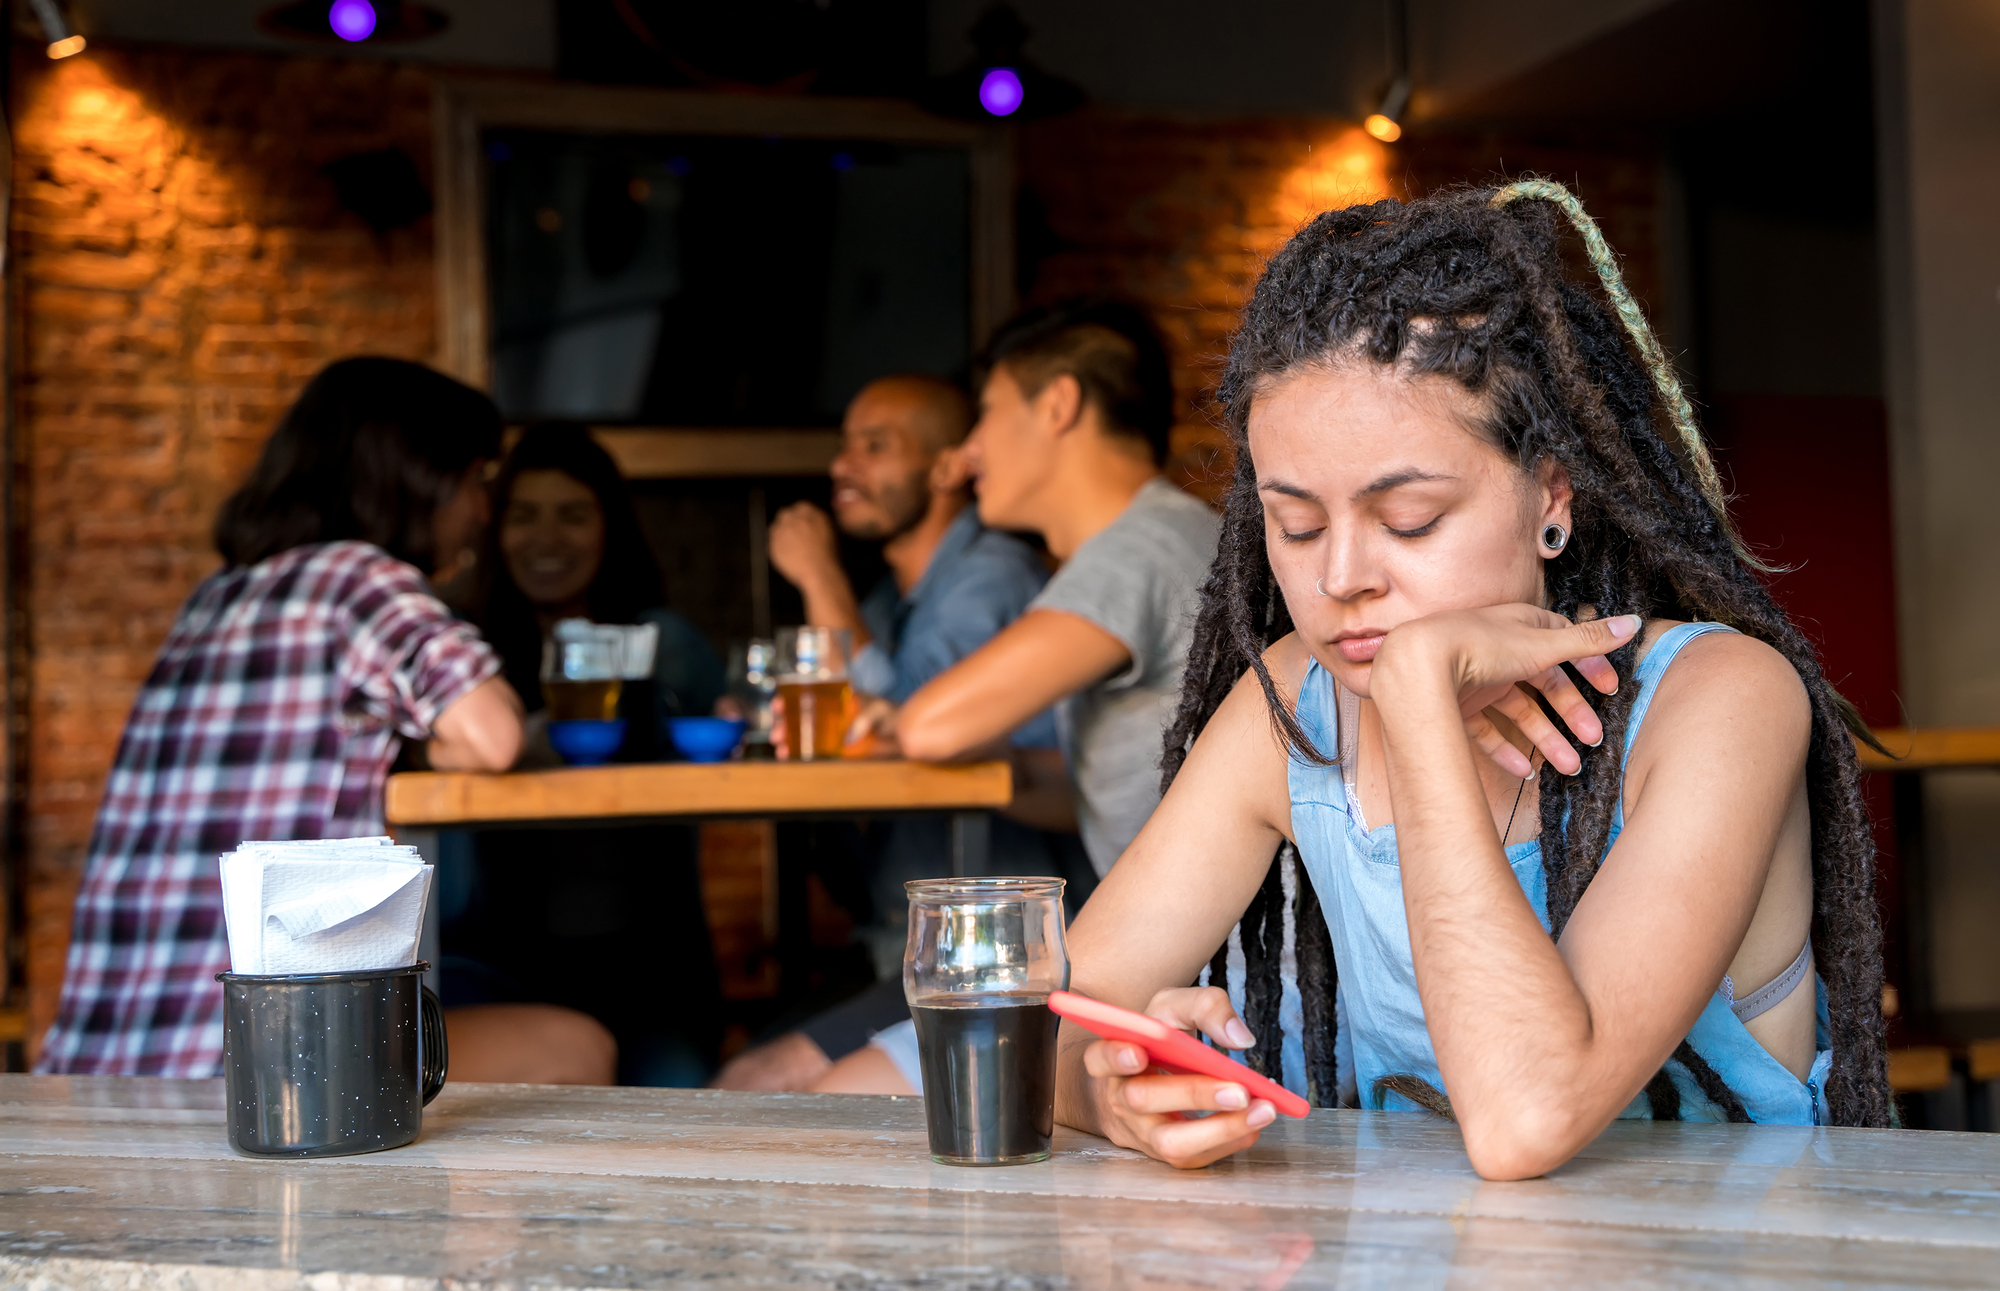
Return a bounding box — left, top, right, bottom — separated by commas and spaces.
1370, 649, 1602, 1176
429, 676, 526, 771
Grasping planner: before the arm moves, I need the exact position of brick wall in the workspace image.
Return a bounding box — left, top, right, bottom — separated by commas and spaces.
11, 45, 437, 1048
1018, 112, 1663, 500
7, 44, 1665, 1056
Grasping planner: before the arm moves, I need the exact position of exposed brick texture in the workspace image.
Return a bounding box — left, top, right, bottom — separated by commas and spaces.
1018, 112, 1662, 500
7, 45, 1664, 1058
11, 46, 436, 1050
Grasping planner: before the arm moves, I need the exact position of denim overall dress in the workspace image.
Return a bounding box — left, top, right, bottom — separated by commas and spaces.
1289, 621, 1834, 1123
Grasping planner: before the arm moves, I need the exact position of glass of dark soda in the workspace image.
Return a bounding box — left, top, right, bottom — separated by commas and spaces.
905, 876, 1068, 1166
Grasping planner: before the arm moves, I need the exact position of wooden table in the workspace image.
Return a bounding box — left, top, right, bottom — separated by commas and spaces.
386, 757, 1013, 828
1855, 725, 2000, 773
385, 759, 1014, 994
2, 1077, 1995, 1288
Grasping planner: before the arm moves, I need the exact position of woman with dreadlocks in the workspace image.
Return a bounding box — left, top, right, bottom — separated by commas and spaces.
1053, 180, 1889, 1181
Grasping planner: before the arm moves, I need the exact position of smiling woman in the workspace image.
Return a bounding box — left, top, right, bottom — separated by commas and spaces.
502, 468, 608, 610
475, 423, 725, 722
1052, 181, 1889, 1181
445, 423, 730, 1085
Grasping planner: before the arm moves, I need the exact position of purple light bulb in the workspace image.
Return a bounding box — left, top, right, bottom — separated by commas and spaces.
329, 0, 377, 42
978, 68, 1024, 117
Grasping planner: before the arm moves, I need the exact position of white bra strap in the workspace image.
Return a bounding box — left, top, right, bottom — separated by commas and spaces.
1719, 938, 1813, 1024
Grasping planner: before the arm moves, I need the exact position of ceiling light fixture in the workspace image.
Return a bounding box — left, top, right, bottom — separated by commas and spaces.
922, 4, 1082, 122
29, 0, 86, 58
328, 0, 377, 42
1365, 77, 1409, 143
977, 68, 1024, 117
1364, 0, 1411, 143
259, 0, 449, 44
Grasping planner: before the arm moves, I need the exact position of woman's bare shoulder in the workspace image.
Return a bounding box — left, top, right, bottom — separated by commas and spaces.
1164, 633, 1302, 842
1633, 620, 1812, 763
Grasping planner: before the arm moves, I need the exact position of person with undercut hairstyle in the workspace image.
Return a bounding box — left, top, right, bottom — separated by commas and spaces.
806, 300, 1222, 1096
1042, 181, 1889, 1180
714, 374, 1078, 1092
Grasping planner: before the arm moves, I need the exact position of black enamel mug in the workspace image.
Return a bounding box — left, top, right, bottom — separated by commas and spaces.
215, 962, 447, 1158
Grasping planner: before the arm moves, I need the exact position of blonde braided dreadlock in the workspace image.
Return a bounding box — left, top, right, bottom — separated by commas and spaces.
1489, 179, 1768, 573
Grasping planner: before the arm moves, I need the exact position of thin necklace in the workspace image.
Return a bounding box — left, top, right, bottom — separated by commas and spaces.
1503, 753, 1538, 844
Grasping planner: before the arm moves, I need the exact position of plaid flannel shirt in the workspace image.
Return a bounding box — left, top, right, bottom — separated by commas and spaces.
35, 541, 500, 1076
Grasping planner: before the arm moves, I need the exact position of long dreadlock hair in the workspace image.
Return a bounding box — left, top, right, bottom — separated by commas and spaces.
1161, 180, 1890, 1128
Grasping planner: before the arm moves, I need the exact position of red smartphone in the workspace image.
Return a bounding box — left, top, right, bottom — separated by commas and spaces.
1048, 989, 1310, 1119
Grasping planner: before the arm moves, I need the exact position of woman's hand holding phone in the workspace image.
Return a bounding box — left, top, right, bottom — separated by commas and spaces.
1078, 986, 1279, 1169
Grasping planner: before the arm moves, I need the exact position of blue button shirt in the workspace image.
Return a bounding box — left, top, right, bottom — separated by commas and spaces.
851, 507, 1056, 748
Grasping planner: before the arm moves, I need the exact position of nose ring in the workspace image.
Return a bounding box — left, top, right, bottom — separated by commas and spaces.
1315, 578, 1327, 598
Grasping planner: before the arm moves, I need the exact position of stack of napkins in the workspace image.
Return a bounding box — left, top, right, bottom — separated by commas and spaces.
220, 837, 432, 975
552, 618, 659, 680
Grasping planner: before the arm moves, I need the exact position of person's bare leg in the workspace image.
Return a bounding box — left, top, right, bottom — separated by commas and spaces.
445, 1004, 617, 1084
808, 1045, 915, 1095
709, 1031, 832, 1091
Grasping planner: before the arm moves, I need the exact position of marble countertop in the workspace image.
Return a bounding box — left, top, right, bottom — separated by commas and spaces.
2, 1076, 1996, 1288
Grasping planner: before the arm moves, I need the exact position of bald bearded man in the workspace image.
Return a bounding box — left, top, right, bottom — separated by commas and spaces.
718, 375, 1081, 1092
769, 374, 1052, 705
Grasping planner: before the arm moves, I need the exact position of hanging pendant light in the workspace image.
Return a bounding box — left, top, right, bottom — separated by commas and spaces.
29, 0, 86, 58
921, 4, 1083, 122
1364, 0, 1413, 143
259, 0, 450, 44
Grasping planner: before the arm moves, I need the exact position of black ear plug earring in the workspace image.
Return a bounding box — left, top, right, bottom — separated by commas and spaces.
1541, 523, 1568, 553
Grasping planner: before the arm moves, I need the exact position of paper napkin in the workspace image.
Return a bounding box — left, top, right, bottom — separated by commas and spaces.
219, 837, 432, 975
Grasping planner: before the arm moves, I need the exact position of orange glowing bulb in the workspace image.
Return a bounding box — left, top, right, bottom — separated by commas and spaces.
1363, 114, 1402, 143
47, 34, 86, 58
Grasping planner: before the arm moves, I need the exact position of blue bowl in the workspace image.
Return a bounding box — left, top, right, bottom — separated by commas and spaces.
547, 719, 628, 766
667, 716, 746, 763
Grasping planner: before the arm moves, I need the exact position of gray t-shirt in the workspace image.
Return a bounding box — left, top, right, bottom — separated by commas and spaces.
1030, 477, 1220, 876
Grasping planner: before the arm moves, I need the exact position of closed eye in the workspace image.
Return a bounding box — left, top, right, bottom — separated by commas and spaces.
1385, 516, 1442, 539
1276, 526, 1325, 545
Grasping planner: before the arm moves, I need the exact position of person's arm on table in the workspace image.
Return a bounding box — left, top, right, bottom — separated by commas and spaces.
877, 566, 1078, 826
1053, 645, 1305, 1167
892, 609, 1130, 761
428, 675, 527, 771
1370, 610, 1809, 1180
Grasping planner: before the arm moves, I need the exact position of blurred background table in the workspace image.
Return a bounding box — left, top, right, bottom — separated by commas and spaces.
3, 1076, 1996, 1288
1855, 726, 2000, 774
386, 759, 1012, 831
386, 759, 1012, 1001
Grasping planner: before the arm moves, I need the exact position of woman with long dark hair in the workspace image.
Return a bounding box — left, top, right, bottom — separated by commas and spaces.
440, 424, 725, 1086
37, 357, 529, 1075
1052, 182, 1889, 1180
474, 423, 722, 721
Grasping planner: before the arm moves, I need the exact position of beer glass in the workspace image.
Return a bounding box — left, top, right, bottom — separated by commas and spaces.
727, 638, 779, 751
775, 626, 853, 761
541, 634, 622, 720
905, 877, 1069, 1166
